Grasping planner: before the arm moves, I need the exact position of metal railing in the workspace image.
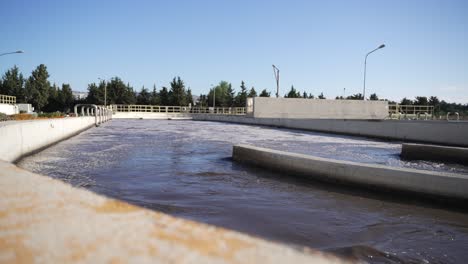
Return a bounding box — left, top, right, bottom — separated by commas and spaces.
0, 94, 16, 104
388, 104, 434, 120
111, 105, 246, 115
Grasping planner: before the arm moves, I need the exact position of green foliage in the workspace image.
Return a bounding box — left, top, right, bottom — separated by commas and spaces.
186, 88, 194, 106
1, 65, 25, 102
25, 64, 51, 111
259, 89, 270, 97
137, 86, 151, 105
169, 77, 187, 106
60, 84, 74, 112
208, 81, 232, 107
248, 87, 257, 98
369, 93, 379, 100
400, 97, 413, 105
285, 86, 301, 98
159, 87, 170, 105
346, 93, 363, 100
149, 85, 160, 105
235, 81, 248, 107
414, 96, 428, 105
318, 92, 326, 99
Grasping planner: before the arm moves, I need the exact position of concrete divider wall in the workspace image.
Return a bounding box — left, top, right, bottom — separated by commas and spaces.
401, 143, 468, 165
252, 97, 389, 119
193, 115, 468, 147
233, 145, 468, 201
0, 117, 96, 162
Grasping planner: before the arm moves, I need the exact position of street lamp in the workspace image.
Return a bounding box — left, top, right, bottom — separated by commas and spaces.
0, 50, 24, 57
363, 44, 385, 100
98, 78, 107, 107
272, 65, 280, 98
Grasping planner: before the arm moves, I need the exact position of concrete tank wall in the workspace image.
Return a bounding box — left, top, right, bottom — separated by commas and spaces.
0, 103, 19, 115
0, 117, 96, 162
233, 144, 468, 201
193, 115, 468, 147
252, 97, 389, 119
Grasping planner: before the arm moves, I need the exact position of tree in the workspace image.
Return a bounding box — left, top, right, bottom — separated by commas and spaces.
400, 97, 413, 105
285, 85, 301, 98
60, 84, 74, 112
414, 96, 428, 105
198, 94, 208, 107
86, 83, 103, 105
226, 83, 235, 106
369, 93, 379, 100
186, 88, 194, 106
137, 86, 151, 105
429, 96, 440, 106
302, 91, 308, 98
259, 89, 270, 97
43, 83, 60, 112
318, 92, 326, 99
159, 87, 170, 105
169, 77, 188, 106
149, 85, 160, 105
25, 64, 51, 111
208, 81, 232, 107
248, 87, 257, 98
235, 81, 248, 107
107, 77, 136, 104
346, 93, 363, 100
1, 65, 25, 102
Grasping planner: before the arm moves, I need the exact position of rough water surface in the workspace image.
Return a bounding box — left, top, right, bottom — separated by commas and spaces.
18, 119, 468, 264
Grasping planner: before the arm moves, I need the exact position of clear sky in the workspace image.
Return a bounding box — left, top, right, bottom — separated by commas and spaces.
1, 0, 467, 103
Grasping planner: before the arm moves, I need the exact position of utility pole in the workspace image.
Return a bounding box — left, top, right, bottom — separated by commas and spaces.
272, 65, 280, 98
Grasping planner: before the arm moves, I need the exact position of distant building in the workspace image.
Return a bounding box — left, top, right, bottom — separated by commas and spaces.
72, 91, 88, 100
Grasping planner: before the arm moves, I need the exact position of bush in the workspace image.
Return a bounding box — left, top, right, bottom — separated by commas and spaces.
0, 112, 10, 122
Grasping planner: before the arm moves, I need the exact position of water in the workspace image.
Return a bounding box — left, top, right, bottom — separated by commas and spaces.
18, 119, 468, 263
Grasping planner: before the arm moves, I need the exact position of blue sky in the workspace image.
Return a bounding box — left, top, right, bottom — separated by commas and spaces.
1, 0, 467, 103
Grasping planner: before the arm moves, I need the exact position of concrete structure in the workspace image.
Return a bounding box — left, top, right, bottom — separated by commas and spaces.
17, 103, 34, 113
250, 97, 389, 119
0, 103, 19, 115
193, 115, 468, 147
232, 145, 468, 201
72, 90, 88, 100
0, 161, 346, 264
401, 143, 468, 165
0, 117, 98, 163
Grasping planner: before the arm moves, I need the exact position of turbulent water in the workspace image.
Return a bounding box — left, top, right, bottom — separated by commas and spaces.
18, 119, 468, 264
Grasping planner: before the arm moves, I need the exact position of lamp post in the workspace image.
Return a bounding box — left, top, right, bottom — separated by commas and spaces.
0, 50, 24, 57
272, 65, 280, 98
363, 44, 385, 100
98, 78, 107, 107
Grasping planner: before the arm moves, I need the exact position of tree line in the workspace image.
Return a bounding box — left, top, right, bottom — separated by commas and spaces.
1, 64, 466, 116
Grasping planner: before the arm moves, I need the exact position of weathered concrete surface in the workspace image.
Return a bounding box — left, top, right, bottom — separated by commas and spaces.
252, 97, 388, 119
0, 160, 348, 264
0, 117, 97, 162
232, 145, 468, 201
401, 143, 468, 165
113, 112, 193, 119
193, 115, 468, 147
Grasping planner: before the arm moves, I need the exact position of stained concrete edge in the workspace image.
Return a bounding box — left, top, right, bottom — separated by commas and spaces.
0, 160, 349, 263
232, 144, 468, 201
401, 143, 468, 165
